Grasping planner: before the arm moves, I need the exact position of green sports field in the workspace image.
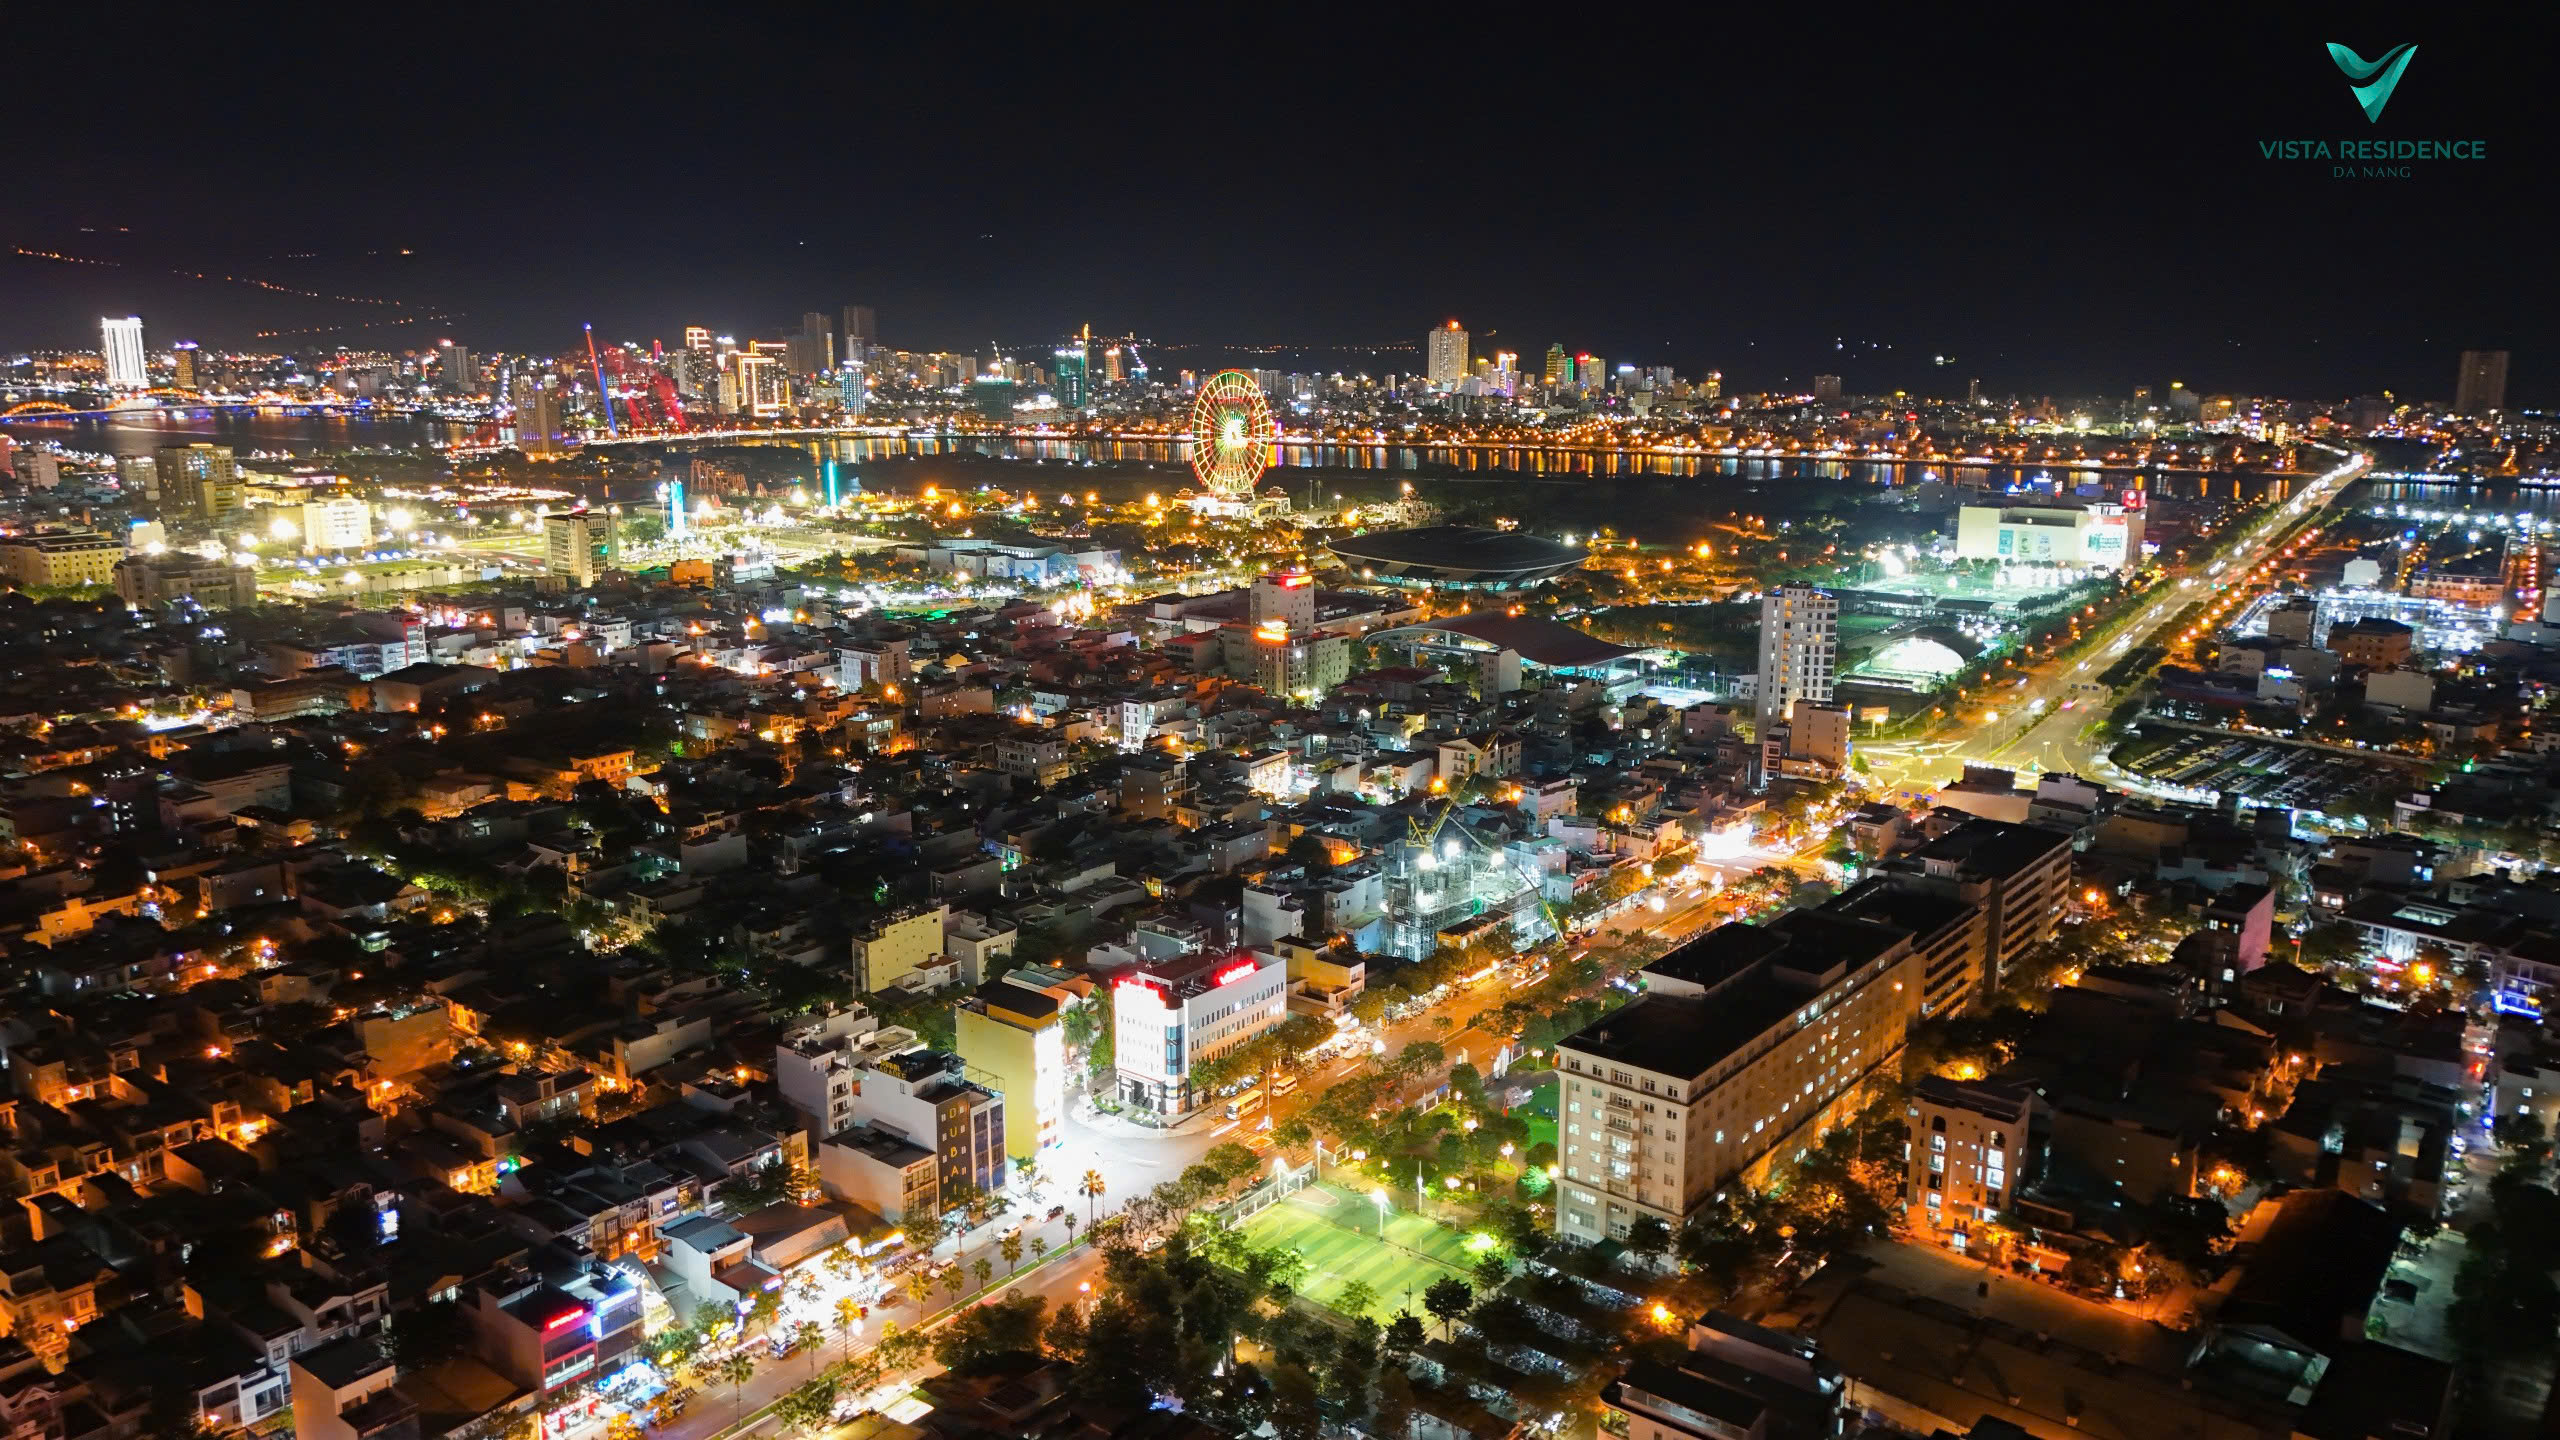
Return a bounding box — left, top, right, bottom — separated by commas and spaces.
1235, 1181, 1482, 1320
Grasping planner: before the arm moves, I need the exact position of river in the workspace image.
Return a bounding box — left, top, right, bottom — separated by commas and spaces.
0, 408, 494, 461
2, 410, 2298, 538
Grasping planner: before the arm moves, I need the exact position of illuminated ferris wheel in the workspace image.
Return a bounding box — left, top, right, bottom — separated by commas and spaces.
1187, 369, 1277, 497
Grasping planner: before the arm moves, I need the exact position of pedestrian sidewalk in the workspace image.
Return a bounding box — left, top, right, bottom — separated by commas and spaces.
1070, 1100, 1220, 1138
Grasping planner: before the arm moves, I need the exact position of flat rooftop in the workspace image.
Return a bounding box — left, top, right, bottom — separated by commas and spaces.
1575, 913, 1906, 1079
1912, 817, 2071, 877
1644, 922, 1788, 991
1824, 876, 1979, 938
1130, 948, 1263, 998
874, 1048, 962, 1083
1561, 978, 1803, 1081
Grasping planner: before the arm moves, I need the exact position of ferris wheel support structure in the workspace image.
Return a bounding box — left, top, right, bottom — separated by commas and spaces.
1187, 369, 1277, 497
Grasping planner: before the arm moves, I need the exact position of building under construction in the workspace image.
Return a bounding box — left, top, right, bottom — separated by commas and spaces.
1380, 818, 1552, 961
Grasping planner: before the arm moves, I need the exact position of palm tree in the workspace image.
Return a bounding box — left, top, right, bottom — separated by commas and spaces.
972, 1257, 994, 1292
999, 1232, 1024, 1275
744, 1288, 782, 1342
942, 1265, 966, 1304
716, 1351, 757, 1426
1030, 1235, 1049, 1264
794, 1320, 824, 1376
835, 1296, 861, 1364
1079, 1169, 1106, 1225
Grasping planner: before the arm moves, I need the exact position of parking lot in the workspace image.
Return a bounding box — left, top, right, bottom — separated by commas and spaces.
2114, 729, 2386, 812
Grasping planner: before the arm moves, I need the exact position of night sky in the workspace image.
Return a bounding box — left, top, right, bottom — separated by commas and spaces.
4, 9, 2550, 402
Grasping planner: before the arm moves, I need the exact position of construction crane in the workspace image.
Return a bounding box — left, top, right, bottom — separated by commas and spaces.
1391, 793, 1561, 956
1407, 793, 1464, 848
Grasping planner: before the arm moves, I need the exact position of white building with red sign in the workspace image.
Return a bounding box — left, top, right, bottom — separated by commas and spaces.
1111, 949, 1289, 1115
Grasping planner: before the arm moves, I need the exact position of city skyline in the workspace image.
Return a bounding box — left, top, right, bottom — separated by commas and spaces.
9, 9, 2560, 1440
26, 304, 2524, 415
0, 12, 2549, 402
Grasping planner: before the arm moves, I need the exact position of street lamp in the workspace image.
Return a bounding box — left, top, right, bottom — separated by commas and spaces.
1369, 1187, 1389, 1238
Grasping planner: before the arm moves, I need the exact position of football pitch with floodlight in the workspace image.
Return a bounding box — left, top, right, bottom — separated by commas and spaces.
1234, 1180, 1484, 1319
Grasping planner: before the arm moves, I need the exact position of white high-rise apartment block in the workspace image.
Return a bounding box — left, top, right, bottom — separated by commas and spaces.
299, 497, 374, 554
1755, 584, 1837, 731
543, 511, 614, 587
1425, 320, 1469, 388
100, 317, 147, 390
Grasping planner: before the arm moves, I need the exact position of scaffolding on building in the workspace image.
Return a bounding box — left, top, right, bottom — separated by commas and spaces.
1380, 803, 1554, 960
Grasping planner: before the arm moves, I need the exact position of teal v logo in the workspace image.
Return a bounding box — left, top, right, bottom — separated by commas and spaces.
2326, 41, 2417, 122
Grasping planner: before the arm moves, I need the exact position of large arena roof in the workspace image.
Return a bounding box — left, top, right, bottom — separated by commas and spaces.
1327, 526, 1585, 589
1369, 614, 1660, 674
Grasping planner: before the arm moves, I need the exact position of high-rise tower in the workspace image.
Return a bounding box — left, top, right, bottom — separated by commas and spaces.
544, 511, 613, 587
436, 340, 477, 395
842, 305, 877, 364
1755, 585, 1838, 732
1054, 346, 1088, 408
100, 316, 146, 389
2456, 350, 2510, 417
1426, 320, 1469, 388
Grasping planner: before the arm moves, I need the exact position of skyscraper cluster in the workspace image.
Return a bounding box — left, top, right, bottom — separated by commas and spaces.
1533, 343, 1609, 392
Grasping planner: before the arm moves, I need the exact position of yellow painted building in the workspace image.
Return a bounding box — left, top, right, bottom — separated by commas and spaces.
1274, 937, 1367, 1015
850, 904, 951, 993
0, 530, 121, 589
955, 980, 1065, 1160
